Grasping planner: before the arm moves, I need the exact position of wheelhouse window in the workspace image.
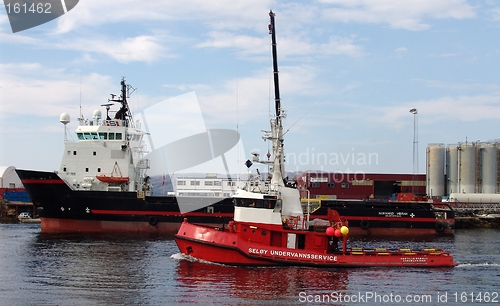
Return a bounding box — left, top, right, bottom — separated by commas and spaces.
99, 132, 107, 140
108, 133, 115, 140
77, 133, 84, 140
115, 133, 122, 140
234, 198, 276, 209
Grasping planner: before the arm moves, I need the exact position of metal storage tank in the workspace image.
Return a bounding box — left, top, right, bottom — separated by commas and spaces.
426, 144, 445, 197
480, 142, 497, 193
446, 145, 459, 195
458, 143, 477, 193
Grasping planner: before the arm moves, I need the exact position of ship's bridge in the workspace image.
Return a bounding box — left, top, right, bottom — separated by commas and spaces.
75, 120, 146, 145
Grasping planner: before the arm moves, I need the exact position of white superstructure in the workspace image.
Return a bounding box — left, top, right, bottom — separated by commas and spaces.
57, 78, 152, 195
175, 174, 241, 197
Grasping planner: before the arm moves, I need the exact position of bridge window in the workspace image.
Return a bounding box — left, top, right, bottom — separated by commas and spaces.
99, 132, 107, 140
115, 133, 122, 140
108, 133, 115, 140
77, 133, 84, 140
234, 198, 276, 209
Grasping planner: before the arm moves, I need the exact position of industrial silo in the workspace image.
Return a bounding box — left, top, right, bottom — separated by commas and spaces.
480, 142, 498, 193
446, 145, 459, 195
458, 142, 477, 193
426, 144, 445, 197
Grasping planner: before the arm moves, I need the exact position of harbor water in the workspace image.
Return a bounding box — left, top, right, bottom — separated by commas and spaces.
0, 223, 499, 305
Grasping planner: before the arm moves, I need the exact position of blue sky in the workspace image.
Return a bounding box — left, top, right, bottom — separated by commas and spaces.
1, 0, 500, 176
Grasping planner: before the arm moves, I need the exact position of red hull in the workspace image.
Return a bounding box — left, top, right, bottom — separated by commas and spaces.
175, 221, 456, 267
40, 217, 222, 234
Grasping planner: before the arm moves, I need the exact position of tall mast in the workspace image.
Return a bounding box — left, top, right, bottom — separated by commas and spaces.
109, 77, 135, 127
268, 10, 286, 182
269, 10, 281, 123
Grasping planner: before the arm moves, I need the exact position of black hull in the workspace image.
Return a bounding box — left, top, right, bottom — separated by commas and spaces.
314, 199, 454, 237
16, 169, 454, 236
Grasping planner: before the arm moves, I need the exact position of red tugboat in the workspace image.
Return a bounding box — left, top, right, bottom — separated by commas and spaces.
174, 11, 456, 268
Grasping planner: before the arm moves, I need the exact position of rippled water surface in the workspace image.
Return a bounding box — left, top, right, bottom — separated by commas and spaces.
1, 224, 499, 305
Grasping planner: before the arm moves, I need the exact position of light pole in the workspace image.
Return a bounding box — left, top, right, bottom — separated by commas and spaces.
409, 108, 418, 196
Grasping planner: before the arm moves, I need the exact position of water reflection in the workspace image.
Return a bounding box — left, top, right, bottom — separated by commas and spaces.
175, 257, 350, 303
2, 225, 498, 305
22, 232, 175, 305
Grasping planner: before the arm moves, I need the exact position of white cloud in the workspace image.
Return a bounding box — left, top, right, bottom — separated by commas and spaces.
96, 35, 166, 63
377, 95, 500, 128
196, 32, 267, 57
490, 7, 500, 21
0, 65, 114, 117
411, 79, 500, 93
53, 0, 273, 33
0, 31, 167, 63
318, 0, 476, 30
196, 64, 320, 129
0, 32, 41, 45
198, 31, 364, 59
